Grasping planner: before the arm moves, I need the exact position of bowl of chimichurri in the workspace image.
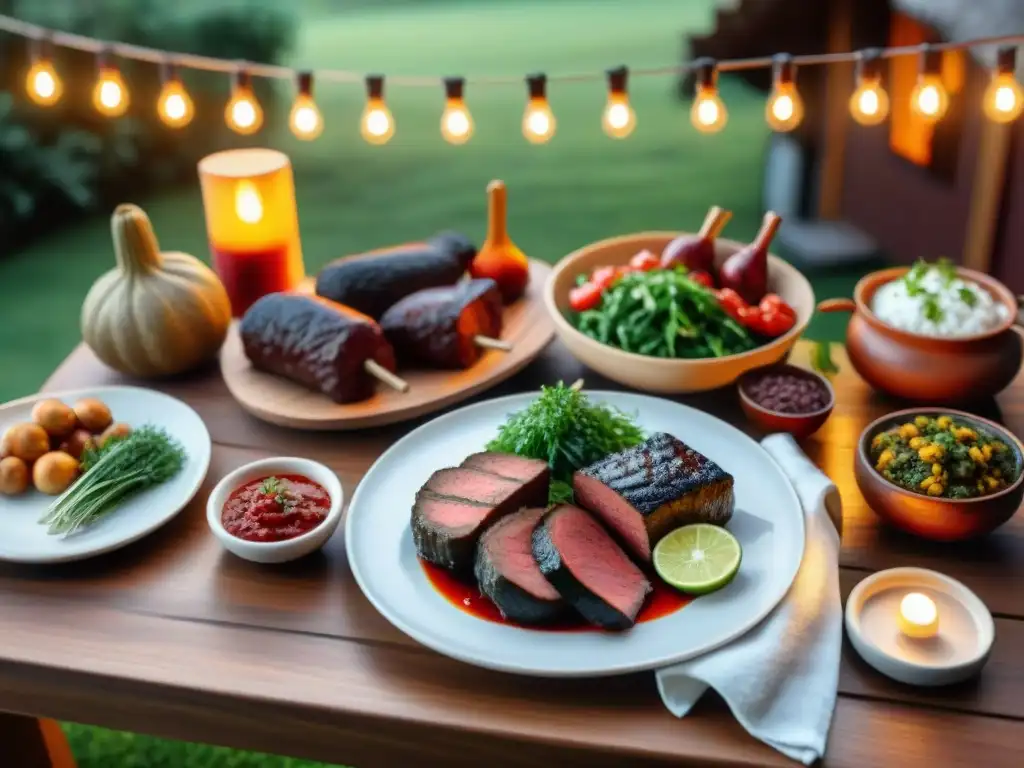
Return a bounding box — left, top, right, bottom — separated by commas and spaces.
855, 409, 1024, 541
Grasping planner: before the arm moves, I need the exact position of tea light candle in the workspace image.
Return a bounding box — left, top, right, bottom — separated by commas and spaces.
198, 148, 305, 317
897, 592, 939, 639
845, 567, 993, 687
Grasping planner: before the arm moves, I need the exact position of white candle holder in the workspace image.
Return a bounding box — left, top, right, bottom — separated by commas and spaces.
845, 567, 994, 686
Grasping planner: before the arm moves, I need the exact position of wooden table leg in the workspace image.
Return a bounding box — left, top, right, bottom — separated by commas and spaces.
0, 714, 76, 768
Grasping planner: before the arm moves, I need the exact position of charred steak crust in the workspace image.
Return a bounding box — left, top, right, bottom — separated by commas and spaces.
532, 505, 651, 631
574, 432, 734, 560
411, 458, 550, 572
474, 507, 565, 624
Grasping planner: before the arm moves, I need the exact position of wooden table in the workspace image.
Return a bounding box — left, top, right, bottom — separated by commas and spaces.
3, 340, 1024, 767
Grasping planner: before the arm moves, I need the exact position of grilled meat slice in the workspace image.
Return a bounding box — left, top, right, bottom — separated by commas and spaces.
380, 279, 503, 369
474, 507, 565, 624
412, 465, 549, 571
461, 452, 549, 483
573, 432, 734, 561
532, 504, 651, 630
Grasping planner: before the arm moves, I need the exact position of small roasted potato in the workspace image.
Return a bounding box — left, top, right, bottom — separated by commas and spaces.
31, 398, 77, 439
98, 422, 132, 448
1, 422, 51, 463
73, 398, 113, 434
59, 429, 96, 461
0, 456, 30, 495
32, 451, 79, 495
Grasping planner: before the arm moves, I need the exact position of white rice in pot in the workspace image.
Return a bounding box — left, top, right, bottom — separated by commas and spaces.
870, 266, 1011, 338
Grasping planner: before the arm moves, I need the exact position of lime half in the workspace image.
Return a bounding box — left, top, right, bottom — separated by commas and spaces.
653, 524, 742, 595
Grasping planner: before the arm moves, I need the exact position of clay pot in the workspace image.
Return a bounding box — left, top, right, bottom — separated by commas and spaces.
819, 267, 1022, 404
855, 409, 1024, 541
737, 364, 835, 438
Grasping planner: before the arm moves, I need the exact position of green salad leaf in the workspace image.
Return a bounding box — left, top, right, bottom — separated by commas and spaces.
486, 382, 645, 504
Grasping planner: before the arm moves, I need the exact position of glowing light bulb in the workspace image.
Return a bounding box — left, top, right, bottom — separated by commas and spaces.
689, 59, 727, 134
25, 41, 62, 107
234, 181, 263, 225
225, 70, 263, 135
361, 75, 394, 145
910, 47, 949, 124
157, 65, 194, 128
764, 55, 803, 132
984, 47, 1024, 123
440, 77, 474, 144
523, 73, 556, 144
848, 50, 889, 126
289, 71, 323, 140
602, 66, 636, 139
92, 59, 129, 118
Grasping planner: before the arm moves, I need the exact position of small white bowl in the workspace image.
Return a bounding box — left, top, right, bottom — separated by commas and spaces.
845, 567, 994, 687
207, 457, 344, 564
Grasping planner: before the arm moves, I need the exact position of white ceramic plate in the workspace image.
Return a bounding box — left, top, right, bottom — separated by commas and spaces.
0, 386, 211, 563
346, 391, 805, 677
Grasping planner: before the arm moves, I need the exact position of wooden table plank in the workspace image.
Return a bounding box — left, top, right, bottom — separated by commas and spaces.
41, 343, 1024, 616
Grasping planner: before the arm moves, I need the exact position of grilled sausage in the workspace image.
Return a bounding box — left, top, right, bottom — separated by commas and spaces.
314, 231, 476, 319
241, 293, 397, 404
380, 278, 503, 369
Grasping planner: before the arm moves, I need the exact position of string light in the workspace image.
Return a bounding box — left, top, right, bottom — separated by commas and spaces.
92, 49, 129, 117
602, 66, 636, 139
523, 73, 555, 144
290, 70, 323, 140
440, 77, 473, 144
361, 74, 394, 145
691, 58, 727, 133
157, 62, 194, 128
910, 44, 949, 123
850, 49, 889, 126
983, 46, 1023, 123
765, 54, 803, 132
25, 37, 62, 107
225, 69, 263, 135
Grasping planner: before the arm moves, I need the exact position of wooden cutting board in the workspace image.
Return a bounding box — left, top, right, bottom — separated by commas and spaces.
219, 259, 554, 430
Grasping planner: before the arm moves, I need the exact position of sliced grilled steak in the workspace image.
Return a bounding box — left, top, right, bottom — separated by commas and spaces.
573, 432, 734, 562
474, 507, 565, 624
532, 505, 651, 631
413, 465, 549, 571
461, 452, 549, 483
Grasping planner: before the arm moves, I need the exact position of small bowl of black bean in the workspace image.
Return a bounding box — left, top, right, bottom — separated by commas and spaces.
737, 363, 835, 439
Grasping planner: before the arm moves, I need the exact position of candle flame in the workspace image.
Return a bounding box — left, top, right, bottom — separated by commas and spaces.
235, 181, 263, 225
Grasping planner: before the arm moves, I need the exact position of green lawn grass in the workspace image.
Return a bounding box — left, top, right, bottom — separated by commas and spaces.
3, 1, 868, 764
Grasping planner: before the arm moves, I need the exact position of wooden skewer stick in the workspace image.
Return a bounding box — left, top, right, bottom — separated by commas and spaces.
474, 335, 513, 352
569, 378, 584, 391
364, 360, 410, 393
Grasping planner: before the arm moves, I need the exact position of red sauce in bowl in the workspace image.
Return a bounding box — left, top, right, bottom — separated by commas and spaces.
221, 474, 330, 542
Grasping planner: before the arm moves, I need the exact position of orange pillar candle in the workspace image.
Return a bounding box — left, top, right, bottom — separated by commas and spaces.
198, 148, 305, 317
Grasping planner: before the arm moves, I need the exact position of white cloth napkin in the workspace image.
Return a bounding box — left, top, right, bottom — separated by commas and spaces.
656, 433, 843, 765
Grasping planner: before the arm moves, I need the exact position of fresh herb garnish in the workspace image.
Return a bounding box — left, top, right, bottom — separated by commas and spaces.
936, 257, 957, 286
40, 426, 186, 537
903, 260, 928, 297
959, 287, 977, 307
572, 268, 756, 359
922, 294, 944, 323
260, 476, 294, 509
486, 382, 645, 504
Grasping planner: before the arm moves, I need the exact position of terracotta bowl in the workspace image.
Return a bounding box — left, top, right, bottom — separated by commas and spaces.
737, 364, 835, 438
854, 408, 1024, 542
819, 266, 1022, 404
544, 232, 815, 393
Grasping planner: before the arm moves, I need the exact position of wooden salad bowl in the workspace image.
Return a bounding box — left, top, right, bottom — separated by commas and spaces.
544, 232, 815, 394
818, 266, 1023, 404
855, 408, 1024, 541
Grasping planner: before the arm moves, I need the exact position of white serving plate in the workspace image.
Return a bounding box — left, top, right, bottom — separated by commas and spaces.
0, 386, 211, 563
346, 390, 805, 677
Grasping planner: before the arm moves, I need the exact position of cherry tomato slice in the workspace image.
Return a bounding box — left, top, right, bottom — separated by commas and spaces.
629, 250, 660, 272
590, 266, 619, 291
569, 282, 603, 312
688, 270, 715, 288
